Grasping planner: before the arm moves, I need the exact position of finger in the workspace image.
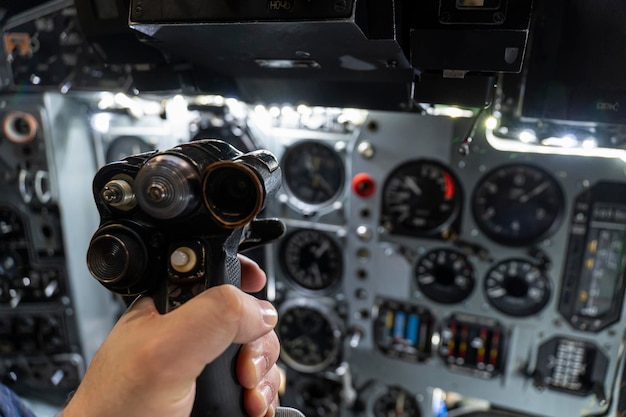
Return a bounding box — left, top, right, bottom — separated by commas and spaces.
237, 331, 280, 389
163, 285, 278, 372
238, 254, 267, 293
243, 364, 282, 417
119, 295, 158, 321
266, 395, 280, 417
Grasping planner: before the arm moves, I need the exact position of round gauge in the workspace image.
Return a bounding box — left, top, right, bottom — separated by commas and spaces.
106, 136, 155, 163
415, 249, 475, 304
381, 160, 461, 236
278, 300, 342, 373
484, 259, 551, 317
279, 229, 343, 291
296, 378, 341, 417
281, 140, 345, 207
373, 387, 421, 417
472, 164, 565, 246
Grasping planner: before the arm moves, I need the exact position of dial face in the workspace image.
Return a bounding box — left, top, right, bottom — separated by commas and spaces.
279, 229, 343, 291
484, 259, 551, 317
278, 302, 341, 373
415, 249, 475, 304
381, 160, 461, 236
373, 387, 421, 417
472, 164, 565, 246
106, 136, 155, 163
281, 141, 345, 207
296, 379, 341, 417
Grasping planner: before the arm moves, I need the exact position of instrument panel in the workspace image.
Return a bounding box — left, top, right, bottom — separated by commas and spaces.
254, 108, 626, 417
2, 95, 626, 417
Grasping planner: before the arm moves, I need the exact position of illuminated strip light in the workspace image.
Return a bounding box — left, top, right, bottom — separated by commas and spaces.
448, 323, 456, 361
458, 325, 468, 363
477, 328, 487, 365
485, 124, 626, 162
489, 331, 500, 369
426, 106, 476, 118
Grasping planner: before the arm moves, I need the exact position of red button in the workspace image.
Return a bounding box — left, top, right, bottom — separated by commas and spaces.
352, 173, 375, 198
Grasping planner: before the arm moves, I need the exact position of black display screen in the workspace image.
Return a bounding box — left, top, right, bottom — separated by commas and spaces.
521, 0, 626, 123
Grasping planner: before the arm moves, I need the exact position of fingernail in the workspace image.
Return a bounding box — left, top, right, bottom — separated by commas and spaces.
252, 356, 266, 382
258, 300, 278, 327
260, 385, 274, 412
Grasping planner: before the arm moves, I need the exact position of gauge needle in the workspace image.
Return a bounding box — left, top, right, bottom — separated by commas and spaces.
404, 176, 422, 195
316, 174, 336, 195
518, 181, 550, 203
313, 240, 330, 258
309, 262, 323, 284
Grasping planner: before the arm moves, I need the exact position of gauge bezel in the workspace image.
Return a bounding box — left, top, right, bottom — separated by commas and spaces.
471, 163, 566, 247
380, 159, 463, 238
277, 298, 343, 374
372, 386, 421, 417
278, 228, 343, 293
280, 139, 346, 213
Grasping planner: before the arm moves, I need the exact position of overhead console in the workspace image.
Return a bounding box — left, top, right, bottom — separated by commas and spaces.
3, 0, 534, 109
122, 0, 534, 109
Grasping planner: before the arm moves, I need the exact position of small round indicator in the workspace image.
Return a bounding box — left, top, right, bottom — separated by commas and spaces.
381, 160, 461, 236
295, 378, 341, 417
415, 249, 475, 304
352, 173, 376, 198
472, 164, 564, 246
3, 111, 38, 144
278, 300, 342, 373
279, 229, 343, 291
372, 386, 421, 417
484, 259, 551, 317
281, 140, 345, 208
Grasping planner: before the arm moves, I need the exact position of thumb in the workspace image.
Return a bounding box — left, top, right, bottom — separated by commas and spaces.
162, 285, 278, 369
124, 295, 158, 316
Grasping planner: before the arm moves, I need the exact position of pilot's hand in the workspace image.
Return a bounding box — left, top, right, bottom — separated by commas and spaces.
60, 255, 280, 417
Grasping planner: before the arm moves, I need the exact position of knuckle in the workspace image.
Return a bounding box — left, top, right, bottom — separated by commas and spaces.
263, 331, 280, 364
213, 285, 246, 325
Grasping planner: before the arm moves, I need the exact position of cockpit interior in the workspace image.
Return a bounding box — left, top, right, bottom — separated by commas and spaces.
1, 1, 626, 416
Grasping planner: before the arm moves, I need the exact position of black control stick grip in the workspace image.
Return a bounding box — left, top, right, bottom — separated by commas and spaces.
86, 140, 290, 417
192, 344, 244, 417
